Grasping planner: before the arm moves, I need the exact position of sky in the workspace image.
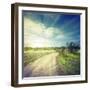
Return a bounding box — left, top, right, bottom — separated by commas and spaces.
23, 11, 80, 48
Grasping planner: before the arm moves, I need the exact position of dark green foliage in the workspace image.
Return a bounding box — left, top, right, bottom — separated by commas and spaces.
66, 42, 80, 53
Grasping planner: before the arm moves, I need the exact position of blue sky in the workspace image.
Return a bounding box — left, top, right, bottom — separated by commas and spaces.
23, 11, 80, 47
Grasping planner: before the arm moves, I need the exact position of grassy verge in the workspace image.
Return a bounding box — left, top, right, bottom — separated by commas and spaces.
57, 52, 80, 75
24, 49, 55, 66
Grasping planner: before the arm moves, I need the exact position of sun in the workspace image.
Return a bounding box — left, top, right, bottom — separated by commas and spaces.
29, 37, 49, 48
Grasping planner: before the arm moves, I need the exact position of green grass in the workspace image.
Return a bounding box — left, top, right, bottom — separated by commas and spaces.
57, 52, 80, 75
24, 48, 55, 66
24, 47, 80, 75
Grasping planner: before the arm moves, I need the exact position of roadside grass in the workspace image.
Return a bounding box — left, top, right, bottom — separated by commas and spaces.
24, 48, 55, 66
57, 52, 80, 75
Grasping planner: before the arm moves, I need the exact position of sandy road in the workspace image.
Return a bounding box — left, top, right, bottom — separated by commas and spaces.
24, 52, 59, 77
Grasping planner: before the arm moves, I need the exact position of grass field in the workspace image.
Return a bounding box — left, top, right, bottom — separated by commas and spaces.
56, 52, 80, 75
24, 47, 80, 76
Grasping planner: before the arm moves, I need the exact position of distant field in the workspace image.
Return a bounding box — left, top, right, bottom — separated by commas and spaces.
24, 47, 80, 76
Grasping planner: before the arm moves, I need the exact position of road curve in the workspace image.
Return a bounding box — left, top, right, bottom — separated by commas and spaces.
24, 52, 59, 77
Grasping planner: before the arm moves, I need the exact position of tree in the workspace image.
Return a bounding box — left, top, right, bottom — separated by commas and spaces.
66, 42, 80, 53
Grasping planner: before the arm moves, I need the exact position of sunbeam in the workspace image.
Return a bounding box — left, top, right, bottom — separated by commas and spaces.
23, 11, 80, 48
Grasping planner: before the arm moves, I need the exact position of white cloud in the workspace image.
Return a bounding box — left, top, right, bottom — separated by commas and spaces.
24, 17, 63, 47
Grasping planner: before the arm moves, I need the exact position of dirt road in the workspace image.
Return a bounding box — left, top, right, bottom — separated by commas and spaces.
24, 52, 59, 77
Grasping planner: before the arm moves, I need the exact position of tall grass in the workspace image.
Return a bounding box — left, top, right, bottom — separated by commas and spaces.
57, 52, 80, 75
